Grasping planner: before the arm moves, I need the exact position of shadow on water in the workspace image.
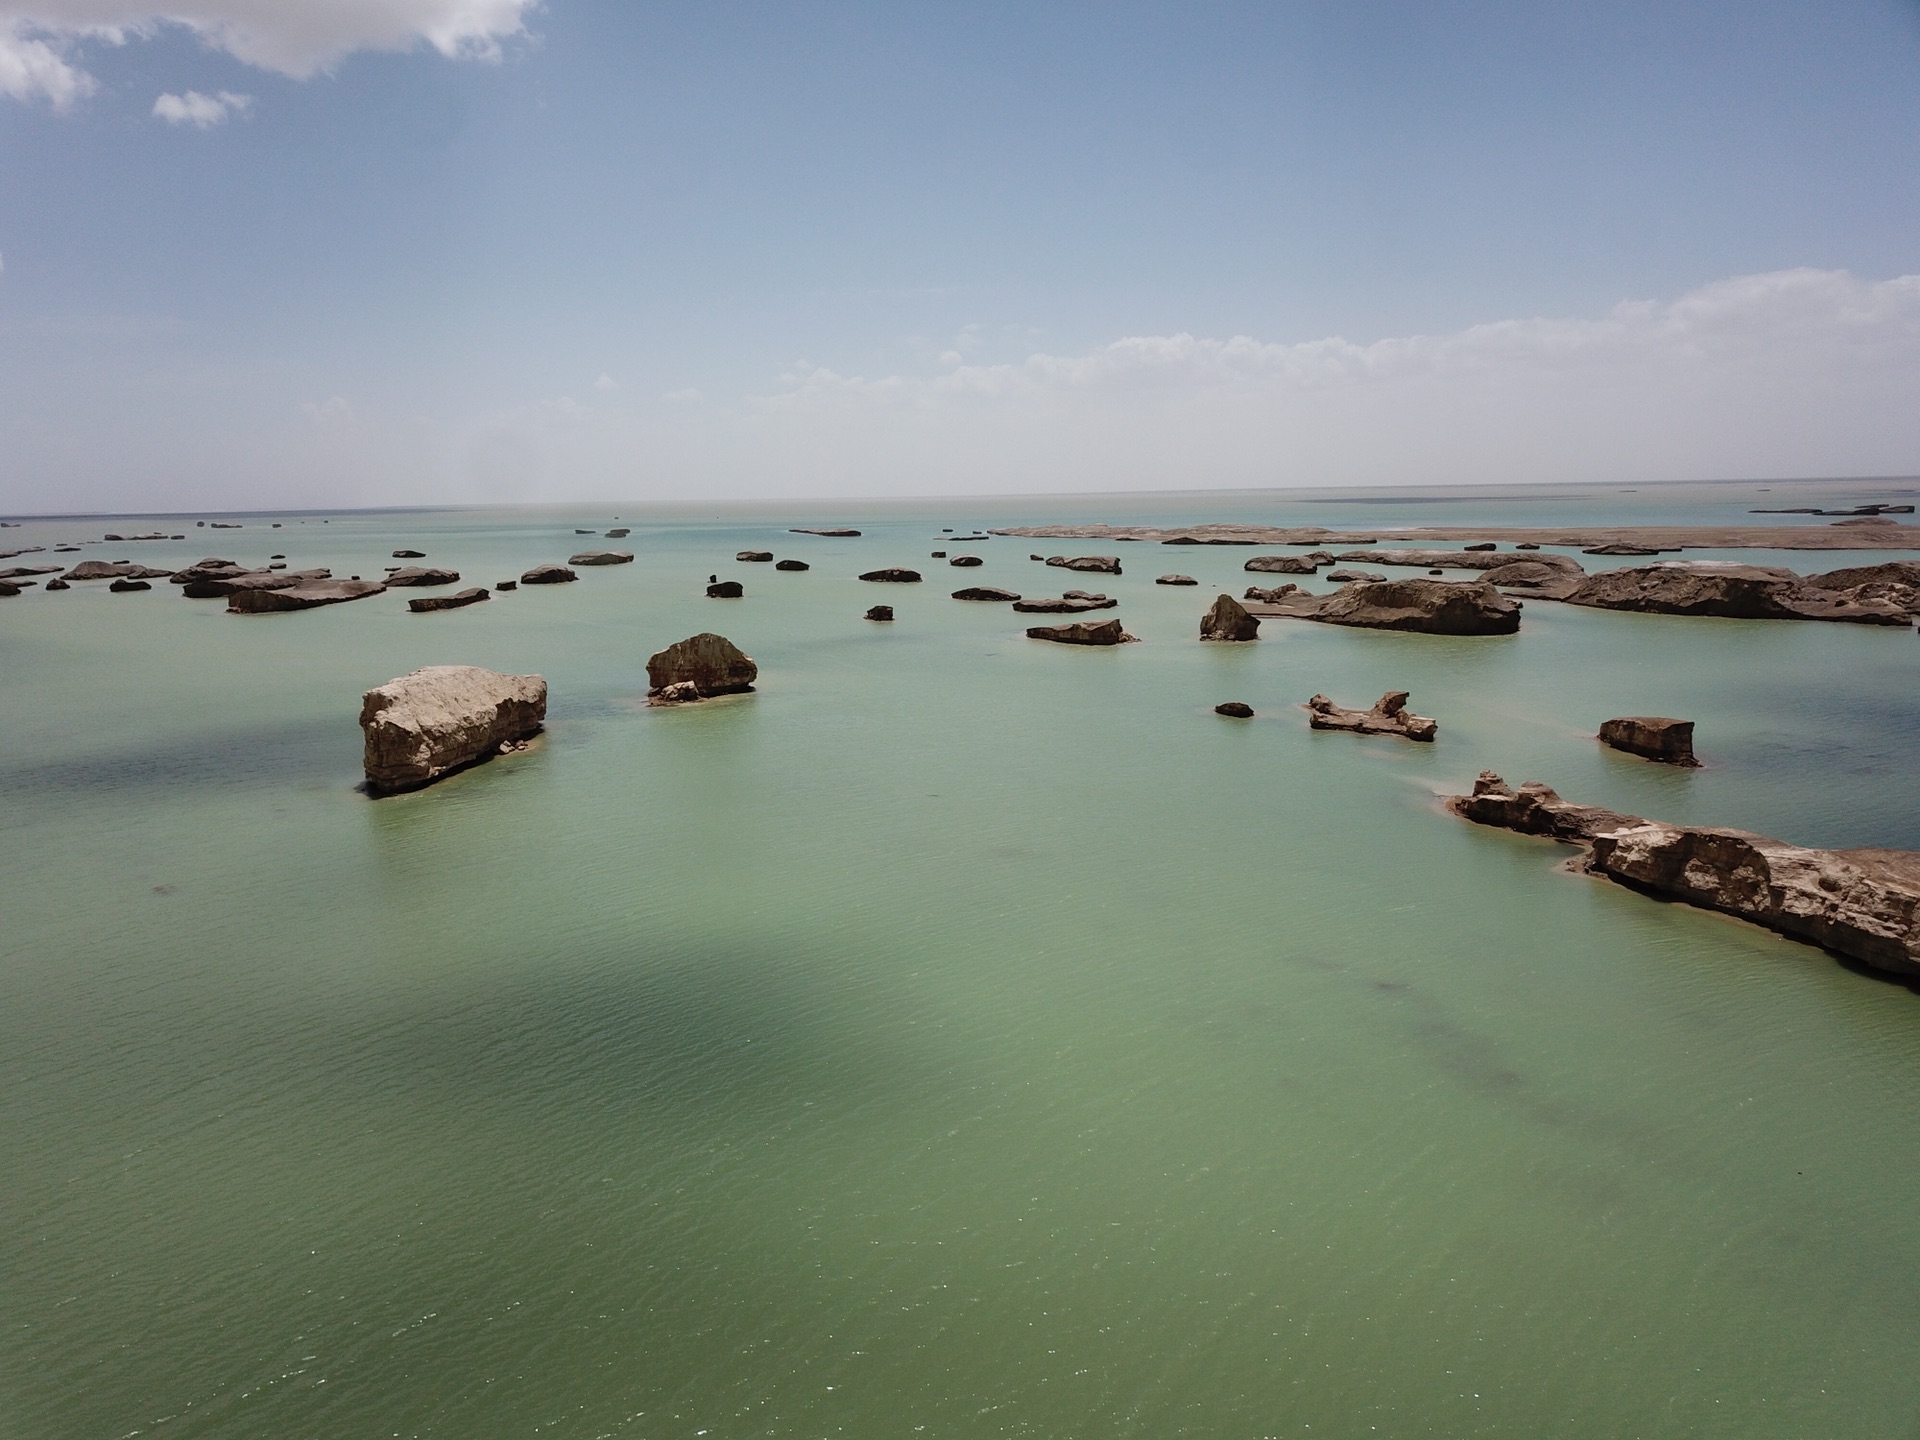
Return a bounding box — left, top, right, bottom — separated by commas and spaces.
0, 715, 355, 801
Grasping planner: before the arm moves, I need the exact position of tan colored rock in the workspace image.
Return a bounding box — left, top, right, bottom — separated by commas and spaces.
1599, 716, 1697, 766
1200, 593, 1260, 641
228, 579, 386, 612
1250, 578, 1520, 635
1245, 554, 1318, 573
1557, 564, 1910, 624
1306, 691, 1436, 741
360, 665, 546, 794
1045, 555, 1122, 574
646, 632, 758, 698
385, 565, 461, 586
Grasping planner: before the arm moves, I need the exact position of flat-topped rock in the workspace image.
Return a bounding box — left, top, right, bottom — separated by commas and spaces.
737, 550, 774, 562
792, 527, 861, 537
64, 560, 172, 581
1449, 772, 1920, 977
1599, 716, 1698, 766
1046, 555, 1122, 574
521, 564, 578, 585
108, 577, 152, 592
1156, 574, 1197, 585
386, 566, 461, 586
952, 586, 1020, 601
408, 587, 491, 613
1200, 593, 1260, 641
1480, 560, 1570, 589
1250, 578, 1521, 635
1557, 563, 1913, 624
1013, 595, 1117, 612
361, 665, 545, 794
860, 568, 922, 582
1325, 568, 1386, 583
1245, 554, 1319, 573
392, 549, 426, 558
228, 579, 386, 613
606, 527, 630, 537
0, 564, 62, 579
1026, 618, 1135, 645
1333, 548, 1583, 573
569, 550, 633, 566
646, 632, 758, 699
775, 559, 809, 571
1583, 542, 1669, 556
1307, 690, 1436, 741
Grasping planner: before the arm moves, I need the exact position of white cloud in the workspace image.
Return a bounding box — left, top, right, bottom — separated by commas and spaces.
592, 372, 617, 392
1, 0, 535, 107
152, 85, 246, 124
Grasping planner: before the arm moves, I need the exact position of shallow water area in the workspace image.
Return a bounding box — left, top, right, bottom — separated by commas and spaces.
4, 481, 1920, 1438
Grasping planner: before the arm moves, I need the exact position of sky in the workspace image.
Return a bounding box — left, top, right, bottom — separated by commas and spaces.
2, 1, 1919, 512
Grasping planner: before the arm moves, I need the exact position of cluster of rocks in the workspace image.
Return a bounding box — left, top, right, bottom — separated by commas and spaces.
1516, 561, 1919, 624
1449, 772, 1920, 978
1243, 578, 1521, 635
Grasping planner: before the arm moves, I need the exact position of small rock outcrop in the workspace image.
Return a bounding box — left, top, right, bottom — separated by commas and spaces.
569, 551, 634, 566
1045, 555, 1122, 574
1306, 691, 1436, 741
949, 554, 984, 567
1557, 564, 1913, 624
1026, 618, 1135, 645
409, 587, 491, 613
606, 528, 631, 538
860, 568, 922, 583
109, 578, 152, 592
1157, 574, 1198, 585
1449, 772, 1920, 977
44, 578, 69, 591
646, 632, 758, 699
737, 550, 774, 562
1480, 560, 1570, 588
1199, 593, 1260, 642
791, 527, 861, 537
1599, 716, 1698, 766
1324, 568, 1386, 584
495, 580, 518, 591
776, 559, 809, 571
1243, 584, 1298, 603
1245, 554, 1317, 574
64, 560, 171, 581
385, 566, 461, 586
706, 580, 745, 598
1215, 702, 1254, 718
392, 549, 427, 558
229, 580, 386, 613
1013, 595, 1116, 612
361, 665, 546, 794
952, 586, 1021, 601
1248, 579, 1520, 635
865, 605, 894, 621
521, 564, 577, 585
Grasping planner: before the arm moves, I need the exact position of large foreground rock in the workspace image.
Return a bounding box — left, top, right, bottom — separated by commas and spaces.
1307, 691, 1436, 741
360, 665, 546, 794
1599, 716, 1697, 766
1554, 563, 1913, 624
1026, 618, 1135, 645
1449, 772, 1920, 977
646, 632, 758, 698
228, 579, 386, 613
1249, 578, 1520, 635
1200, 593, 1260, 641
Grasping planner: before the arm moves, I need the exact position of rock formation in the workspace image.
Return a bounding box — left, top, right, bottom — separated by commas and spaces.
521, 564, 578, 585
865, 605, 894, 621
606, 528, 630, 537
1045, 555, 1122, 574
1025, 618, 1136, 645
360, 665, 546, 794
1480, 560, 1571, 589
569, 551, 634, 566
950, 554, 984, 567
1215, 702, 1254, 718
1554, 563, 1913, 624
860, 568, 922, 582
706, 580, 745, 598
1200, 593, 1260, 641
1599, 716, 1698, 766
1582, 542, 1667, 555
1243, 584, 1298, 603
646, 632, 758, 698
1449, 772, 1920, 977
63, 560, 172, 581
791, 528, 861, 536
495, 580, 518, 591
1332, 548, 1583, 573
1246, 578, 1521, 635
43, 578, 69, 591
1156, 574, 1198, 585
737, 550, 774, 562
1245, 554, 1318, 573
228, 579, 386, 612
109, 578, 152, 592
392, 549, 426, 558
1012, 595, 1116, 612
1306, 691, 1436, 741
385, 566, 461, 586
776, 559, 810, 571
408, 587, 491, 612
1325, 568, 1387, 583
952, 586, 1021, 601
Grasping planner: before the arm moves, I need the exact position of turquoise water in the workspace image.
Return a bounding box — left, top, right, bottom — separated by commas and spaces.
4, 483, 1920, 1439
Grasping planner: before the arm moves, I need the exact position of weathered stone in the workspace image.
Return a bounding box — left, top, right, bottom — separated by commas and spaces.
865, 605, 894, 621
0, 565, 61, 579
1306, 691, 1436, 741
949, 554, 984, 567
1249, 578, 1520, 635
1026, 619, 1135, 645
706, 580, 745, 598
392, 549, 426, 558
1156, 574, 1198, 585
931, 551, 947, 558
521, 564, 577, 585
952, 586, 1021, 601
791, 527, 861, 536
1243, 584, 1298, 603
1464, 542, 1497, 552
775, 559, 810, 571
1583, 542, 1668, 555
108, 578, 152, 592
0, 581, 19, 597
361, 665, 546, 794
1324, 568, 1387, 583
408, 587, 491, 613
1449, 772, 1920, 976
737, 550, 774, 562
1201, 593, 1260, 641
606, 528, 630, 538
569, 551, 633, 566
43, 578, 69, 591
1215, 702, 1254, 718
64, 560, 171, 581
228, 580, 386, 613
1479, 560, 1569, 588
1012, 595, 1116, 612
1558, 564, 1911, 624
495, 580, 518, 591
860, 568, 922, 582
1599, 716, 1698, 766
1332, 548, 1583, 573
646, 632, 758, 697
652, 681, 701, 704
1045, 555, 1122, 574
385, 566, 462, 586
1245, 554, 1318, 573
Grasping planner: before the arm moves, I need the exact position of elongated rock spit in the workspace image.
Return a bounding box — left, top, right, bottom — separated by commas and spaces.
409, 587, 490, 613
385, 566, 461, 586
1245, 554, 1318, 574
1157, 574, 1197, 586
1448, 772, 1920, 976
229, 579, 385, 613
1307, 691, 1436, 741
1013, 595, 1116, 612
1046, 555, 1122, 574
860, 568, 922, 583
1026, 619, 1135, 645
1599, 716, 1698, 766
1200, 593, 1260, 642
1246, 578, 1521, 635
569, 551, 634, 566
361, 665, 546, 794
646, 632, 758, 699
1549, 564, 1914, 624
952, 586, 1021, 602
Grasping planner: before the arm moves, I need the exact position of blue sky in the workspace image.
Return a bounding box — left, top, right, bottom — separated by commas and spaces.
3, 1, 1919, 510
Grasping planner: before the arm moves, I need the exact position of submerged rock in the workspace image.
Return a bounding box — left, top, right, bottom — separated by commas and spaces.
1306, 691, 1436, 742
706, 580, 745, 598
952, 586, 1021, 601
408, 587, 491, 613
1215, 701, 1255, 718
360, 665, 546, 794
1449, 772, 1920, 977
1599, 716, 1698, 766
606, 528, 631, 538
646, 632, 758, 698
228, 579, 386, 613
1156, 574, 1198, 585
1026, 618, 1135, 645
569, 550, 634, 566
860, 568, 922, 583
1200, 593, 1260, 642
521, 564, 578, 585
865, 605, 894, 621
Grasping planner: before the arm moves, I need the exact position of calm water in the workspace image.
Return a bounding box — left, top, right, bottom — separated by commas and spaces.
4, 481, 1920, 1439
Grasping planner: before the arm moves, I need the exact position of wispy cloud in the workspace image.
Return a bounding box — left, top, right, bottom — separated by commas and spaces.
152, 87, 248, 125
